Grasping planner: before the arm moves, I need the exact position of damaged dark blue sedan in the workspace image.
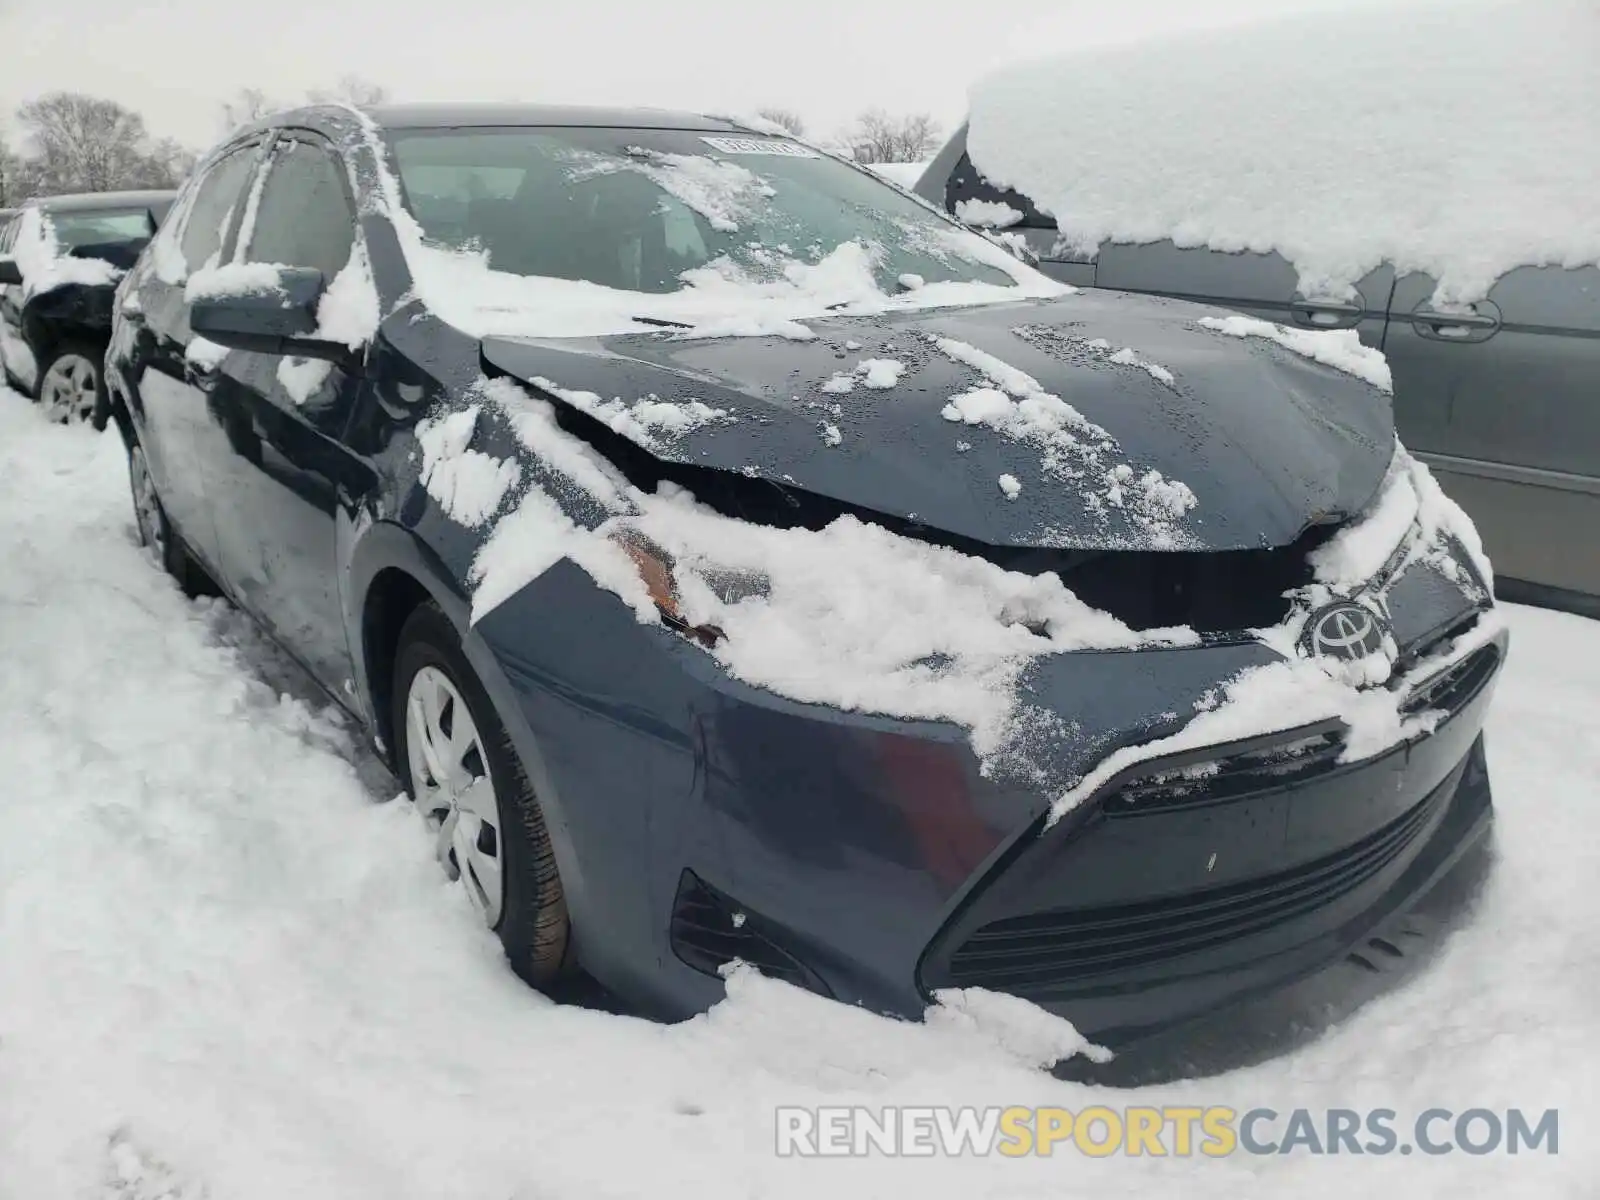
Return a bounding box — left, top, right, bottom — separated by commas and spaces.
98, 103, 1507, 1048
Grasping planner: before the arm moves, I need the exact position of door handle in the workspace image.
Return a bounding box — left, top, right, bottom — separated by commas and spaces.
1288, 297, 1365, 330
1411, 303, 1501, 343
184, 361, 221, 391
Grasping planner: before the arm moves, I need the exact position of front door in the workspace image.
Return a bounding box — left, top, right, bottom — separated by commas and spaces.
196, 133, 374, 693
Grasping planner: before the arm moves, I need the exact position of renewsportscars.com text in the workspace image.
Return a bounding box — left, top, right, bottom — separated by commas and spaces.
775, 1105, 1559, 1158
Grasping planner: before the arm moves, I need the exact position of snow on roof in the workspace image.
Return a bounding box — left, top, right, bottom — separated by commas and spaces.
967, 0, 1600, 303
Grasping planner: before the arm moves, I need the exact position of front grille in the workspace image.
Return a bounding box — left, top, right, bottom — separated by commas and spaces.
986, 520, 1340, 633
1400, 644, 1500, 717
944, 778, 1450, 992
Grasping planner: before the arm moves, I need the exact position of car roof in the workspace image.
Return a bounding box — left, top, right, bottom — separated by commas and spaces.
363, 102, 748, 133
28, 189, 177, 213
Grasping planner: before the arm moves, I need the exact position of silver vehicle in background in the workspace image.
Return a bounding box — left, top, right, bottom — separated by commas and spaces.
915, 127, 1599, 618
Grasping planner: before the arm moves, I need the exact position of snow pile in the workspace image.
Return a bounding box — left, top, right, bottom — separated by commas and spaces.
618, 488, 1199, 757
932, 336, 1198, 537
820, 357, 909, 393
954, 198, 1024, 229
967, 0, 1600, 302
997, 474, 1022, 500
7, 207, 123, 300
184, 261, 290, 302
1199, 315, 1392, 392
528, 374, 735, 454
415, 406, 521, 528
1107, 346, 1175, 387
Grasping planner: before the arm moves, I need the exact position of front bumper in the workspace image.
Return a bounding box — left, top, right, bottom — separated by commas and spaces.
475, 548, 1504, 1043
918, 656, 1498, 1046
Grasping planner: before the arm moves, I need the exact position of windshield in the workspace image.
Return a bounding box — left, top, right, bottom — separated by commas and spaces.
386, 127, 1017, 296
47, 208, 155, 250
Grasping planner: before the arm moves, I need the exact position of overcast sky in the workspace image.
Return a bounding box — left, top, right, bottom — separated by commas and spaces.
0, 0, 1383, 153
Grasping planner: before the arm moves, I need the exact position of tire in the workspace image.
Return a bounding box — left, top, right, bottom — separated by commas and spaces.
392, 601, 571, 985
36, 341, 107, 425
127, 438, 201, 593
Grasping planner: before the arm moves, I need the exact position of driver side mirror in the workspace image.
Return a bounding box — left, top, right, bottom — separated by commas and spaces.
0, 258, 22, 287
188, 264, 352, 363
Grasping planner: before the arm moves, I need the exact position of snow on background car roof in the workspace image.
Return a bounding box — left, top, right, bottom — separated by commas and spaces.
966, 0, 1600, 303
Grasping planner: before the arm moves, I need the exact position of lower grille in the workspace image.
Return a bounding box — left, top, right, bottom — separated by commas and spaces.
944, 776, 1451, 992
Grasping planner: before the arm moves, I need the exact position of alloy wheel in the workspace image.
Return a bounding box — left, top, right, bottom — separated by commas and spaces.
39, 353, 100, 423
128, 444, 167, 564
405, 664, 504, 926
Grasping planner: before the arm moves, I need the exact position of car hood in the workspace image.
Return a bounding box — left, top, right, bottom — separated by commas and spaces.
480, 291, 1394, 551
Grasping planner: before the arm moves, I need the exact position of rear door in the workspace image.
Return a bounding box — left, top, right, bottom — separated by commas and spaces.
196, 132, 373, 692
1382, 265, 1600, 608
127, 140, 265, 574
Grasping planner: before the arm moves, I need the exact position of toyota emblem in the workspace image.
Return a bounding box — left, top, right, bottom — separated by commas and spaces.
1302, 600, 1388, 662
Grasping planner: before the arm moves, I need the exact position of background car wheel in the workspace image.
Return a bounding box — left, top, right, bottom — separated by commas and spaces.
37, 342, 106, 425
127, 439, 200, 592
392, 601, 571, 985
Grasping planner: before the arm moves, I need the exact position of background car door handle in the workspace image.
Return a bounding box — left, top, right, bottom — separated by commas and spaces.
1288, 297, 1365, 330
1411, 305, 1502, 343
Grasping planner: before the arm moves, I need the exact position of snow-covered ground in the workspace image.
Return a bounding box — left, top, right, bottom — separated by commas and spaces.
1, 386, 1595, 1198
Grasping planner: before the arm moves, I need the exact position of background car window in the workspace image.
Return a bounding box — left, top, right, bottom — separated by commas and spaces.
180, 148, 260, 273
243, 141, 355, 279
944, 152, 1056, 230
50, 209, 155, 249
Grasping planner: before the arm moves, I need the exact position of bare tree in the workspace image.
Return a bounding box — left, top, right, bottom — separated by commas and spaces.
842, 109, 942, 164
306, 75, 390, 107
220, 87, 281, 135
0, 126, 21, 205
754, 107, 806, 138
16, 93, 161, 194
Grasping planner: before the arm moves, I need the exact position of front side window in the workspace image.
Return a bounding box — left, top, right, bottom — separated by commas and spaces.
242, 140, 355, 279
180, 146, 261, 273
385, 127, 1018, 296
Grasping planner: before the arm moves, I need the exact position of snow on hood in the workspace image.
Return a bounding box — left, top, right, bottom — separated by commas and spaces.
480, 290, 1396, 554
8, 207, 123, 301
967, 0, 1600, 303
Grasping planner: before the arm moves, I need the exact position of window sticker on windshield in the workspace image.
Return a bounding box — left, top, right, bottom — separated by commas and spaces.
700, 136, 819, 158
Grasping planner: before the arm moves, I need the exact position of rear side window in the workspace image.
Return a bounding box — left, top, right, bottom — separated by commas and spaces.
180, 147, 260, 272
242, 140, 354, 279
945, 152, 1056, 230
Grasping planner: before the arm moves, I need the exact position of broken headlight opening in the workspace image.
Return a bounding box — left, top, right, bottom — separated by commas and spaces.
609, 527, 769, 648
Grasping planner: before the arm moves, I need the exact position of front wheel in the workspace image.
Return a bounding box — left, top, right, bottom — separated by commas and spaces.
392, 601, 571, 985
37, 342, 106, 424
127, 439, 199, 591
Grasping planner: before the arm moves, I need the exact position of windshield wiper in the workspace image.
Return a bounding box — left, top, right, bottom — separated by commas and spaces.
630, 315, 694, 329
